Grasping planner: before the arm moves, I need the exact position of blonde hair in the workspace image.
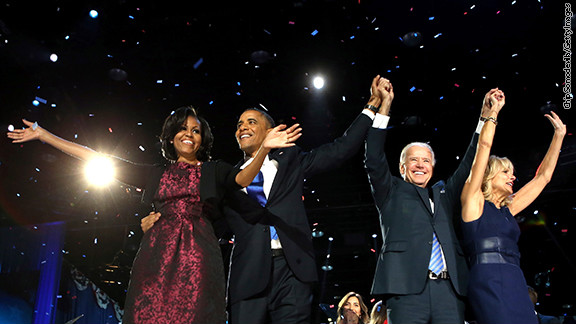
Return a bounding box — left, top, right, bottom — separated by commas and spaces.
337, 292, 370, 324
482, 155, 514, 207
368, 300, 387, 324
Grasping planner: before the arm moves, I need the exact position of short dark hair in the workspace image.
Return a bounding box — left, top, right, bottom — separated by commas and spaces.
242, 107, 276, 128
160, 106, 214, 162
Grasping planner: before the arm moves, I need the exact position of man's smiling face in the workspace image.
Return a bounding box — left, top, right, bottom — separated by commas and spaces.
400, 145, 434, 188
235, 110, 271, 157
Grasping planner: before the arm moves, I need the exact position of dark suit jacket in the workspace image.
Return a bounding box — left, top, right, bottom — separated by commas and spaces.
364, 127, 478, 297
225, 113, 374, 305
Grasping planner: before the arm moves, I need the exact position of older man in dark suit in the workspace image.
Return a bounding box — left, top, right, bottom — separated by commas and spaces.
364, 79, 493, 323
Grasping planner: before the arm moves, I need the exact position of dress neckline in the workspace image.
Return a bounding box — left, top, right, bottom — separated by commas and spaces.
174, 161, 203, 168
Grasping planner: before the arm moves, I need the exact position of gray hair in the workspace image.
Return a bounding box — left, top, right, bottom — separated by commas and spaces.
399, 142, 436, 167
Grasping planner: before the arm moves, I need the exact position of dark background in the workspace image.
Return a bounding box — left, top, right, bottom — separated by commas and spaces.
0, 0, 574, 321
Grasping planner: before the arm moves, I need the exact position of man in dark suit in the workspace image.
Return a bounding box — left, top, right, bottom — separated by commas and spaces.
141, 76, 388, 323
225, 75, 387, 324
364, 79, 492, 323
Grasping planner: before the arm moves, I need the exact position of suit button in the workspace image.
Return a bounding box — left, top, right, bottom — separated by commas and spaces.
263, 228, 269, 232
428, 241, 433, 245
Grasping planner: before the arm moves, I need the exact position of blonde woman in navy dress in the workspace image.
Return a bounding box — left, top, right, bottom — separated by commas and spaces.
460, 89, 566, 324
7, 106, 301, 324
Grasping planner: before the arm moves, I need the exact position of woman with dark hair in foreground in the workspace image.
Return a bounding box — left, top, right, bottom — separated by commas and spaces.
7, 106, 301, 324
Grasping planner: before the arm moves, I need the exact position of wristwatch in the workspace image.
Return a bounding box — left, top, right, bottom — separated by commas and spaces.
364, 104, 379, 114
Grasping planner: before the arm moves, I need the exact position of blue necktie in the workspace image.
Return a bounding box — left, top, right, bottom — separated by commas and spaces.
246, 171, 278, 240
428, 232, 445, 275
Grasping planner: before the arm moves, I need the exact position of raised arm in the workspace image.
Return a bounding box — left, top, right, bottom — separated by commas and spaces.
235, 123, 302, 187
299, 76, 387, 177
364, 78, 394, 200
461, 89, 505, 222
7, 119, 102, 161
508, 111, 566, 216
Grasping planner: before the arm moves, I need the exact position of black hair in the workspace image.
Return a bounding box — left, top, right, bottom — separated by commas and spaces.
159, 106, 214, 162
242, 107, 276, 128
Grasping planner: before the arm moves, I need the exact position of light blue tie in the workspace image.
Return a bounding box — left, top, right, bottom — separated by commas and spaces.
246, 171, 278, 240
428, 232, 445, 275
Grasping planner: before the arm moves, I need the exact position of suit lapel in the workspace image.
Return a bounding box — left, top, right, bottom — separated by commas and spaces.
414, 185, 434, 216
267, 149, 288, 203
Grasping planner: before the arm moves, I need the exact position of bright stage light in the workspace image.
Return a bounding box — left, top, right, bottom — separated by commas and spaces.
89, 10, 99, 18
84, 156, 115, 186
50, 54, 58, 62
313, 76, 325, 89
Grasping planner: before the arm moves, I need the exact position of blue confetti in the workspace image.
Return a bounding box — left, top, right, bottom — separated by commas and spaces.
35, 96, 47, 104
193, 58, 204, 69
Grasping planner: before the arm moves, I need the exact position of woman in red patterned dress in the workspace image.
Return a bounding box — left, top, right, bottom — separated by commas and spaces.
7, 106, 300, 323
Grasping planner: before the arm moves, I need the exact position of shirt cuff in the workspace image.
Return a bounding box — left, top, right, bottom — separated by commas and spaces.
475, 120, 485, 134
362, 109, 376, 120
372, 114, 390, 129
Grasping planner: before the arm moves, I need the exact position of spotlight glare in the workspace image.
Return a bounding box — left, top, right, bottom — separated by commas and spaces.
89, 10, 99, 18
50, 54, 58, 62
313, 76, 325, 89
84, 156, 115, 186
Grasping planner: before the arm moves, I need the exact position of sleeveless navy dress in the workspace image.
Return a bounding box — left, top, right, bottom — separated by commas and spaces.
461, 200, 537, 324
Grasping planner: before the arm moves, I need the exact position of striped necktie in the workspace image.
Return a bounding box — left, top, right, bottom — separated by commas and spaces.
429, 233, 445, 275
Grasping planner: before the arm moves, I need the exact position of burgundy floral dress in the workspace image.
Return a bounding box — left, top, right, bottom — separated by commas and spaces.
122, 162, 227, 324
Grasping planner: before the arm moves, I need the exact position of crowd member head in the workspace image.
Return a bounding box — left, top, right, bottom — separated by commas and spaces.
527, 286, 538, 305
160, 106, 214, 163
368, 300, 387, 324
235, 108, 276, 157
399, 142, 436, 188
337, 292, 370, 324
481, 155, 516, 207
